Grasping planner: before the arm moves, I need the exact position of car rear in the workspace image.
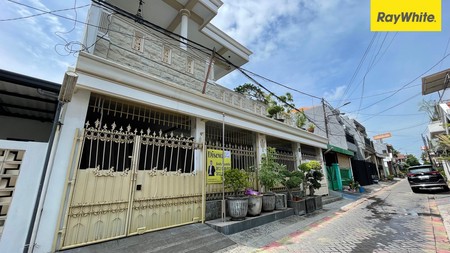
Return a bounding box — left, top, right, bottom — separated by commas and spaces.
407, 165, 449, 192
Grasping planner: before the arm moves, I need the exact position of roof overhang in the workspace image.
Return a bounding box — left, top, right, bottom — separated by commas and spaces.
0, 69, 60, 122
422, 68, 450, 95
325, 144, 354, 156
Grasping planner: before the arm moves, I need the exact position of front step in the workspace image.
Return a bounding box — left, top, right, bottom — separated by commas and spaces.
59, 223, 235, 253
206, 208, 294, 235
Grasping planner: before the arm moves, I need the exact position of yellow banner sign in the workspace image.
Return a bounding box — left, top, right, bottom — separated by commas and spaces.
206, 149, 231, 184
370, 0, 441, 31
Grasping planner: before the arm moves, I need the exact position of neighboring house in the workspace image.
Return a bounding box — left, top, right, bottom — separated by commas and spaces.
373, 140, 390, 179
0, 69, 59, 250
340, 117, 378, 186
422, 68, 450, 179
1, 1, 329, 253
303, 104, 354, 190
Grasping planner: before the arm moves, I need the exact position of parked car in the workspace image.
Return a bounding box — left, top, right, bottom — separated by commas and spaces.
407, 165, 449, 193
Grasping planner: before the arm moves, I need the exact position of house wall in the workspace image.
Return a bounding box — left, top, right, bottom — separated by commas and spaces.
0, 140, 47, 253
0, 116, 52, 142
33, 90, 91, 253
304, 105, 348, 149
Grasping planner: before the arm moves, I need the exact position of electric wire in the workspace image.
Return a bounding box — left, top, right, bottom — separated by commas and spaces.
350, 53, 450, 114
4, 0, 437, 143
0, 2, 90, 22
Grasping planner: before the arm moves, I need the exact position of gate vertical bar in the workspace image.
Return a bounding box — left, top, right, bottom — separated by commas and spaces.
125, 135, 140, 235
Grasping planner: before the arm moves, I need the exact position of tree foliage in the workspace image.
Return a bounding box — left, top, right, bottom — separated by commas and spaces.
419, 99, 439, 121
405, 154, 420, 167
234, 83, 267, 104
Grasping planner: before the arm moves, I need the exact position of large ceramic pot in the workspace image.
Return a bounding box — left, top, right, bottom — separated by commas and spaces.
275, 193, 287, 210
262, 193, 276, 212
247, 195, 263, 216
287, 198, 306, 215
227, 196, 249, 221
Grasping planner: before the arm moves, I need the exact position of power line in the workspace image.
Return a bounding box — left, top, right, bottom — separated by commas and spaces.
1, 1, 89, 22
337, 33, 378, 107
349, 53, 450, 114
240, 68, 322, 100
361, 92, 422, 122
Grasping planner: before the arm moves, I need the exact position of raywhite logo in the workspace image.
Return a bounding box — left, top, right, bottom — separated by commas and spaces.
377, 12, 436, 24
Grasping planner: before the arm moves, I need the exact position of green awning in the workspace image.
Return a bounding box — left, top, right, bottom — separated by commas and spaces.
326, 144, 354, 156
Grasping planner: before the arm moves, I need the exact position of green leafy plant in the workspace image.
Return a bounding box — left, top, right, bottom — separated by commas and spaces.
224, 168, 250, 196
307, 123, 315, 132
266, 93, 295, 119
234, 83, 268, 104
259, 147, 283, 192
279, 167, 304, 200
295, 110, 307, 129
349, 180, 360, 190
299, 160, 323, 196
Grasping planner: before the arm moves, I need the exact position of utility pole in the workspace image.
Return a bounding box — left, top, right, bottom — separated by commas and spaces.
422, 134, 434, 166
322, 98, 329, 142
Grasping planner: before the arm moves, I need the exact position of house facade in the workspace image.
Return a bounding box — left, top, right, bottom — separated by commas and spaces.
304, 104, 355, 190
0, 1, 329, 252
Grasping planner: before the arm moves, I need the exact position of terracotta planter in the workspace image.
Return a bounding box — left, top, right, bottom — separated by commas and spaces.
287, 198, 306, 215
227, 196, 249, 221
262, 193, 276, 212
247, 195, 263, 216
275, 193, 287, 210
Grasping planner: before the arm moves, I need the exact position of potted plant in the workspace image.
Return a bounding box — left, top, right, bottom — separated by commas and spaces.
245, 188, 263, 216
349, 180, 360, 192
259, 147, 282, 212
266, 93, 295, 121
224, 168, 250, 220
299, 160, 323, 213
279, 167, 306, 215
295, 110, 307, 129
307, 123, 315, 133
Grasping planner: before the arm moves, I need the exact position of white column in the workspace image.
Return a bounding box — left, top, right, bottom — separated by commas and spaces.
191, 117, 206, 173
34, 89, 91, 253
255, 133, 266, 191
318, 147, 329, 195
84, 4, 101, 54
292, 142, 301, 169
180, 9, 190, 50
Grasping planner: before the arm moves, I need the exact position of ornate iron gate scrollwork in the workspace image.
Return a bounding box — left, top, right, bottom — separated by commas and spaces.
61, 122, 202, 249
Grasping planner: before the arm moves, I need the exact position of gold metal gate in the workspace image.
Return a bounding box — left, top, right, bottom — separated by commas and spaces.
61, 123, 203, 249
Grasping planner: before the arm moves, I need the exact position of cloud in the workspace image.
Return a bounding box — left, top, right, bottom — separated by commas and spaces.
0, 0, 89, 82
323, 85, 347, 102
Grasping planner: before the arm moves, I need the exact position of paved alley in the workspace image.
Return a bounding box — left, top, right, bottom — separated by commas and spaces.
223, 179, 450, 253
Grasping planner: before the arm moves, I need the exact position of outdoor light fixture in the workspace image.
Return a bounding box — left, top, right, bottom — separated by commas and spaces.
59, 71, 78, 103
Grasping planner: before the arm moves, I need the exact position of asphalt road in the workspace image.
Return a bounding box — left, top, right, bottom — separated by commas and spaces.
225, 179, 450, 253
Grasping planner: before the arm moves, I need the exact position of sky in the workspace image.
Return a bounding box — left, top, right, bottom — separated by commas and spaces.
1, 0, 449, 160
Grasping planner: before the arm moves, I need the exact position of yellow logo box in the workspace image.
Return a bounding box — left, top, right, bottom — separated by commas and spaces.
371, 0, 441, 31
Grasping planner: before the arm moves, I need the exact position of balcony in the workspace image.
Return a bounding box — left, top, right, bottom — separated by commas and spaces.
79, 5, 274, 118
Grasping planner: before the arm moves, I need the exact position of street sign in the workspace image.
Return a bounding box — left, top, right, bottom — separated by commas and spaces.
373, 132, 392, 140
